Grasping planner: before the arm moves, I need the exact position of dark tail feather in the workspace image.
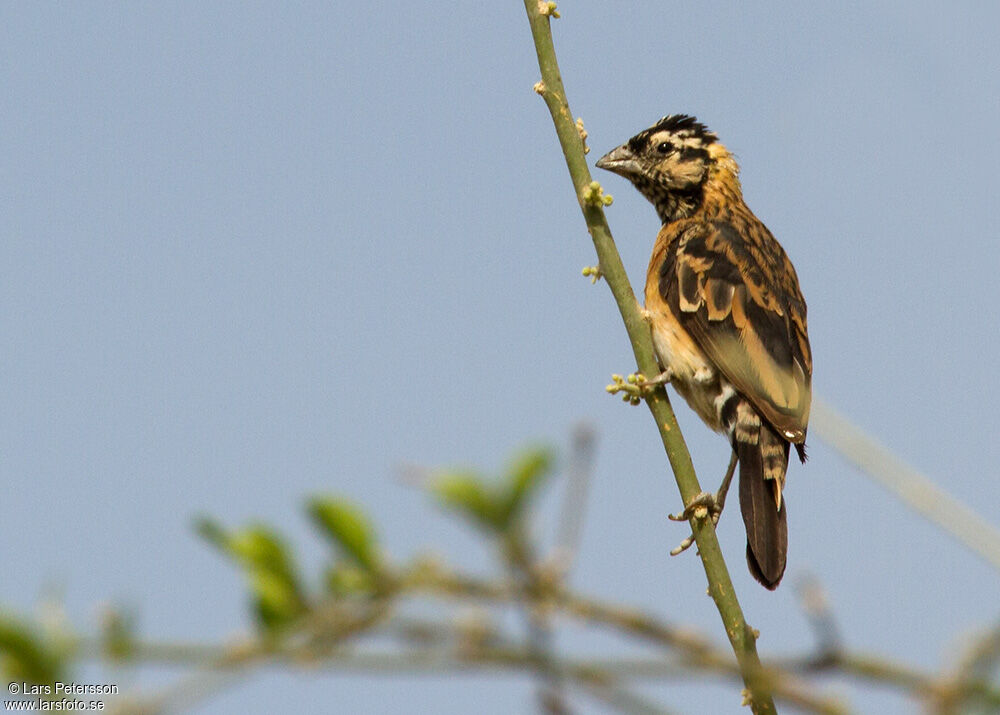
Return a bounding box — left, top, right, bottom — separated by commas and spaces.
794, 437, 808, 464
737, 437, 787, 590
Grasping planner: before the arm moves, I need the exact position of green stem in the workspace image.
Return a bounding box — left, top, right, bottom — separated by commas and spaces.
521, 3, 776, 712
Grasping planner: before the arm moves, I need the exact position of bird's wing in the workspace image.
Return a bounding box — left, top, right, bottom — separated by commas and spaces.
659, 219, 812, 440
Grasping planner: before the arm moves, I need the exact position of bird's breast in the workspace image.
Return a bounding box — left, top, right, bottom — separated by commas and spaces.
648, 306, 711, 381
646, 304, 726, 433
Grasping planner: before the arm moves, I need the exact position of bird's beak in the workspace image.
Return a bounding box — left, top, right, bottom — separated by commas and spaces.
595, 144, 641, 178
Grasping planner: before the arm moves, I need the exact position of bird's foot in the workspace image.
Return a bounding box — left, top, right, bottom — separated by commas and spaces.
668, 491, 723, 523
668, 451, 738, 556
605, 369, 672, 405
668, 492, 723, 556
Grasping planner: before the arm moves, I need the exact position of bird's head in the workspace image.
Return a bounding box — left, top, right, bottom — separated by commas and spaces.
596, 114, 738, 223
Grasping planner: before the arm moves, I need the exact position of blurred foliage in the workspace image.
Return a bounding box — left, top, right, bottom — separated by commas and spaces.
430, 446, 554, 534
307, 497, 381, 573
3, 441, 998, 715
194, 518, 308, 631
100, 607, 138, 663
0, 611, 66, 686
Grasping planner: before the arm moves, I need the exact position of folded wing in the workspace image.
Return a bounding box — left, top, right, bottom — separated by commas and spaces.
660, 220, 812, 440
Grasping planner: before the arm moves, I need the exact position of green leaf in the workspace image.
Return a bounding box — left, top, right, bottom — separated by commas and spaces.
251, 571, 307, 630
0, 613, 64, 685
430, 469, 501, 530
193, 515, 228, 549
229, 526, 295, 576
497, 446, 554, 526
195, 517, 307, 631
307, 498, 380, 571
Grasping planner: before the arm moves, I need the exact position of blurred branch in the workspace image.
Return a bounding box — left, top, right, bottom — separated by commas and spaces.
795, 575, 842, 662
548, 423, 597, 577
505, 530, 570, 714
520, 4, 776, 712
958, 622, 1000, 681
13, 547, 1000, 715
411, 562, 1000, 711
811, 398, 1000, 572
116, 640, 676, 715
947, 622, 1000, 715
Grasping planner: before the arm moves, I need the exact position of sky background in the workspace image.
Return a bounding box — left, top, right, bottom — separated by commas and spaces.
3, 2, 1000, 713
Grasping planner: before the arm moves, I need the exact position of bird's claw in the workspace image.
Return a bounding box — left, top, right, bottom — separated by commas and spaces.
668, 491, 722, 523
605, 370, 672, 405
668, 491, 724, 556
668, 452, 738, 557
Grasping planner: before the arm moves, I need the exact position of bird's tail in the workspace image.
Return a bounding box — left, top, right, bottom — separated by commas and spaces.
734, 415, 789, 590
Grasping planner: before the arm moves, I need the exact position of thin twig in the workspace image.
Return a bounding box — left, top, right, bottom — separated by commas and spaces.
810, 398, 1000, 572
568, 677, 676, 715
410, 568, 846, 712
548, 422, 597, 576
504, 531, 571, 714
520, 4, 775, 712
83, 576, 1000, 715
795, 574, 842, 661
409, 566, 1000, 711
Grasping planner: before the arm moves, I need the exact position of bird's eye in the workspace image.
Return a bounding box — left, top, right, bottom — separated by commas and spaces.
656, 142, 673, 155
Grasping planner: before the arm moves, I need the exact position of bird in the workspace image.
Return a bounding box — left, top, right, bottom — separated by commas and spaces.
595, 115, 811, 589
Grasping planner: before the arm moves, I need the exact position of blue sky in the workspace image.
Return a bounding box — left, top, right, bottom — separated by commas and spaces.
3, 3, 1000, 713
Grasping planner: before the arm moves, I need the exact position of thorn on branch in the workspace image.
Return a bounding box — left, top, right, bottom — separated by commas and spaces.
581, 181, 612, 208
533, 80, 546, 95
575, 117, 589, 154
538, 1, 560, 19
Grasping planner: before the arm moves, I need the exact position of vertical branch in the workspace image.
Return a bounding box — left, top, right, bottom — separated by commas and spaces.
505, 531, 570, 714
521, 3, 777, 713
549, 423, 597, 575
796, 575, 842, 665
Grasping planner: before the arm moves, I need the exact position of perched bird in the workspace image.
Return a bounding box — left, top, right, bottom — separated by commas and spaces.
596, 115, 811, 589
